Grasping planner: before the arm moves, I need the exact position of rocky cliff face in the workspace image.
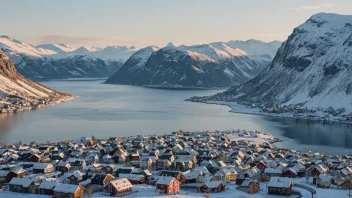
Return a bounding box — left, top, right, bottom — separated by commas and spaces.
224, 13, 352, 112
0, 50, 70, 100
106, 41, 280, 88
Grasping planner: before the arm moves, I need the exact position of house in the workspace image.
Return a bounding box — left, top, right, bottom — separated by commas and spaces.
158, 170, 182, 181
55, 161, 71, 172
119, 173, 145, 184
267, 177, 293, 196
238, 178, 260, 194
262, 168, 282, 181
67, 159, 86, 171
28, 154, 41, 162
314, 174, 332, 188
283, 167, 298, 178
66, 171, 84, 184
90, 174, 114, 190
53, 183, 84, 198
156, 176, 180, 194
308, 164, 329, 176
39, 180, 58, 195
9, 178, 36, 193
33, 163, 54, 174
198, 181, 224, 193
104, 178, 132, 196
6, 167, 26, 182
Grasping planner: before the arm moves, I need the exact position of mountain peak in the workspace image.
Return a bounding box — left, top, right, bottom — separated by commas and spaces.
165, 42, 180, 48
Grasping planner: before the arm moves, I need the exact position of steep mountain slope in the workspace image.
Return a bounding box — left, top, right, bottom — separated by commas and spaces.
106, 41, 279, 88
105, 46, 160, 84
0, 36, 123, 80
0, 49, 70, 100
224, 13, 352, 112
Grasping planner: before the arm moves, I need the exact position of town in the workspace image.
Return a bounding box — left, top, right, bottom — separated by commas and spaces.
0, 130, 351, 198
0, 95, 73, 114
187, 94, 352, 124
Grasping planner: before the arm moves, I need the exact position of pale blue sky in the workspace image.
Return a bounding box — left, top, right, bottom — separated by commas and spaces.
0, 0, 351, 47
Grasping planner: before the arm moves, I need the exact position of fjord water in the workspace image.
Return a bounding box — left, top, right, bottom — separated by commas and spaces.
0, 79, 351, 155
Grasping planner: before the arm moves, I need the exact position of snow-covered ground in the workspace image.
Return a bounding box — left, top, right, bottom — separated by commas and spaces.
0, 178, 348, 198
203, 100, 352, 124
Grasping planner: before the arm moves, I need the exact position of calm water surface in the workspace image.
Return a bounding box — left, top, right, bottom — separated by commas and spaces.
0, 79, 351, 155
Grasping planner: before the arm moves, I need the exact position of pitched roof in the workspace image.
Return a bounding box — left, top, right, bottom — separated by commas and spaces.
54, 183, 81, 193
268, 177, 292, 188
39, 180, 58, 189
9, 178, 34, 187
108, 178, 132, 191
156, 176, 177, 185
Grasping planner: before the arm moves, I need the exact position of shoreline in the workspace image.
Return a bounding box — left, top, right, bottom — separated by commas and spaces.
0, 95, 78, 114
189, 100, 352, 126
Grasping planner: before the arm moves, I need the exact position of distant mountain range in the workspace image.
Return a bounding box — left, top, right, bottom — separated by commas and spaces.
105, 40, 281, 88
221, 13, 352, 112
0, 49, 70, 100
0, 36, 138, 80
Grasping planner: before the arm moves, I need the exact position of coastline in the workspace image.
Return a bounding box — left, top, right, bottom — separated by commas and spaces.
0, 95, 78, 114
190, 100, 352, 125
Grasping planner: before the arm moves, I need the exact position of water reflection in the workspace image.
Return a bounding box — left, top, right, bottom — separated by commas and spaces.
0, 113, 18, 141
0, 80, 351, 156
266, 117, 352, 148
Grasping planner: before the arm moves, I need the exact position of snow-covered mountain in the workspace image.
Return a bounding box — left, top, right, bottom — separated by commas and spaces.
36, 44, 76, 53
223, 13, 352, 112
0, 49, 70, 100
106, 40, 281, 88
0, 36, 125, 80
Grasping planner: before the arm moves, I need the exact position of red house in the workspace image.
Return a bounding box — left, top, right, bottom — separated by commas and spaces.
256, 161, 267, 171
156, 176, 180, 195
104, 178, 132, 196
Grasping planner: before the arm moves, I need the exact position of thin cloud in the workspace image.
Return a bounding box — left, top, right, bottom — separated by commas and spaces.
277, 4, 338, 12
25, 35, 123, 44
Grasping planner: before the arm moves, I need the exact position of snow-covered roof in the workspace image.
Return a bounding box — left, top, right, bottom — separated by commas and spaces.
9, 178, 34, 187
156, 176, 177, 185
109, 178, 132, 191
204, 181, 222, 188
268, 177, 292, 188
264, 168, 282, 174
39, 180, 58, 189
54, 183, 81, 193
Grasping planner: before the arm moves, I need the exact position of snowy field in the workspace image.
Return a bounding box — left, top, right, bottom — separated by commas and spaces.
0, 178, 349, 198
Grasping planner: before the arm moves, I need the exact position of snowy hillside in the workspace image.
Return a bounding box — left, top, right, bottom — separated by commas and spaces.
224, 13, 352, 112
0, 36, 124, 80
106, 40, 280, 88
0, 49, 70, 100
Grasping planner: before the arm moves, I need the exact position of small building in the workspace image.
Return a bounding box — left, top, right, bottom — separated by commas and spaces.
119, 173, 145, 184
9, 178, 36, 193
104, 178, 132, 196
156, 176, 180, 194
267, 177, 293, 196
314, 174, 331, 188
6, 168, 26, 182
55, 161, 71, 172
53, 183, 84, 198
32, 163, 54, 174
91, 174, 114, 192
238, 178, 260, 194
28, 154, 41, 162
39, 180, 58, 195
198, 181, 224, 193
